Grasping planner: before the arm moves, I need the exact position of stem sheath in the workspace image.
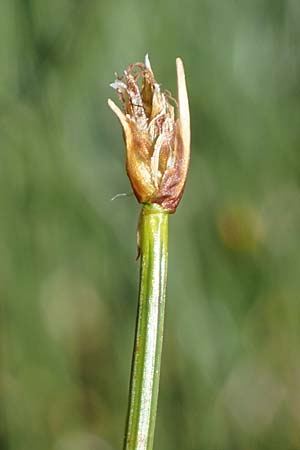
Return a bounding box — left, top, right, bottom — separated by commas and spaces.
124, 203, 169, 450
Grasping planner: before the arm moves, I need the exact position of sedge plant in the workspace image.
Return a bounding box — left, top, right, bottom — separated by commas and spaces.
108, 55, 190, 450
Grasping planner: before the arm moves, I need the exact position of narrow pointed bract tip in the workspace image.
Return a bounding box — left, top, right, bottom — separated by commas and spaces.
176, 57, 190, 154
176, 56, 183, 66
145, 53, 152, 70
108, 98, 130, 134
107, 98, 120, 115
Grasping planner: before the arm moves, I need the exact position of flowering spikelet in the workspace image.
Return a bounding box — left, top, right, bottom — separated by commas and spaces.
108, 55, 190, 213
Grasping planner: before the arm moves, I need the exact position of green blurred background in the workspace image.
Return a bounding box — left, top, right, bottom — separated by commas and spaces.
1, 1, 300, 449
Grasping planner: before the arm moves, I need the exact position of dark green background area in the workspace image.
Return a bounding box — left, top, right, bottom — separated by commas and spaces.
1, 1, 300, 449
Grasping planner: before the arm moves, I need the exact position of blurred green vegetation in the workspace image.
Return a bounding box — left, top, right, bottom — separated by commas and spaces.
1, 0, 300, 449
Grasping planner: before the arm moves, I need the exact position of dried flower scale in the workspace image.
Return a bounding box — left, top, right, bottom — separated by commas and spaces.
108, 55, 190, 213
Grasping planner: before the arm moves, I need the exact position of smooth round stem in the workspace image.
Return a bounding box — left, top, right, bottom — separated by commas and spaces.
123, 203, 169, 450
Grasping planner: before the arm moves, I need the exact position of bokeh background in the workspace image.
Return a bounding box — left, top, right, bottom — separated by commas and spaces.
1, 1, 300, 449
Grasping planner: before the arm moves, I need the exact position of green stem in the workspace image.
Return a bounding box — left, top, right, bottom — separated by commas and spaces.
123, 203, 169, 450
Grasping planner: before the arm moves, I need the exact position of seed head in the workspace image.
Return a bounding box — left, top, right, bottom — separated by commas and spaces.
108, 55, 190, 213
